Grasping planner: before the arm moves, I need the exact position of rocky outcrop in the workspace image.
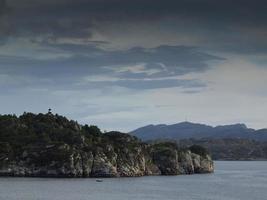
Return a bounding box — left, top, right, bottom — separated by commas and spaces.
0, 134, 213, 177
0, 113, 214, 178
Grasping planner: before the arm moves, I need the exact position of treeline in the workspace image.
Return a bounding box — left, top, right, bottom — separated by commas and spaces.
0, 112, 102, 160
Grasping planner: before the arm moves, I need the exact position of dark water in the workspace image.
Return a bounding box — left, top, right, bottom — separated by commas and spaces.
0, 161, 267, 200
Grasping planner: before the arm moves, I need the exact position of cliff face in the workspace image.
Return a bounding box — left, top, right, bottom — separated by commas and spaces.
0, 113, 213, 177
0, 135, 213, 177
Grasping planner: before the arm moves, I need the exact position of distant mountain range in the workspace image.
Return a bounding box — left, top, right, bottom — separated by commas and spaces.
130, 122, 267, 160
130, 122, 267, 141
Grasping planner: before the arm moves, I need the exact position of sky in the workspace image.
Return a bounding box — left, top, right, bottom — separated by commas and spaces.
0, 0, 267, 131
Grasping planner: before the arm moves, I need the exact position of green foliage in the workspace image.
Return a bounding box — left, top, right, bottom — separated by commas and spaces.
189, 145, 209, 157
103, 131, 141, 151
150, 142, 178, 162
0, 112, 210, 170
151, 141, 178, 151
82, 125, 102, 137
26, 144, 72, 167
0, 112, 102, 160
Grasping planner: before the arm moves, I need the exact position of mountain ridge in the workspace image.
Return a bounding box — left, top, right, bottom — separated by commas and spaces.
130, 121, 267, 141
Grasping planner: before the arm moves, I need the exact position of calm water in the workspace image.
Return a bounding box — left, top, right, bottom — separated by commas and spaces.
0, 161, 267, 200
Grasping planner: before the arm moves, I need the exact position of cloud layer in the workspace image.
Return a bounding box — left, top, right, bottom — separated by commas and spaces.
0, 45, 221, 91
0, 0, 266, 53
0, 0, 266, 131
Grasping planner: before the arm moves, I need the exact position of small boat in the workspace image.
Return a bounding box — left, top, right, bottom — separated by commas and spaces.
96, 179, 103, 182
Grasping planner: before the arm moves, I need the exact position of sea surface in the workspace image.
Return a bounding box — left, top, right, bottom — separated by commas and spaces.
0, 161, 267, 200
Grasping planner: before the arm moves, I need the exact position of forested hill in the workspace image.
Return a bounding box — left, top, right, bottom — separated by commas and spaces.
0, 112, 213, 177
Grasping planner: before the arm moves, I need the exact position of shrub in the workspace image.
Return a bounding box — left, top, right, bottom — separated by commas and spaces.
189, 145, 209, 157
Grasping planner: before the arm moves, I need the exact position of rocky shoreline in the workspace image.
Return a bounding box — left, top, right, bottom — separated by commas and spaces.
0, 113, 214, 178
0, 139, 214, 177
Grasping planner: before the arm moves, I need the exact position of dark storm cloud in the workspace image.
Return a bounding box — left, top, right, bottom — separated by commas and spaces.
0, 45, 220, 90
1, 0, 266, 130
1, 0, 262, 91
0, 0, 9, 42
0, 0, 264, 94
0, 45, 222, 77
8, 0, 267, 19
0, 0, 6, 15
1, 0, 267, 49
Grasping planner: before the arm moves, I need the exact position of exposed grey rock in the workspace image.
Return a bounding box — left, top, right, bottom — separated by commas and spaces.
0, 139, 213, 178
90, 150, 118, 177
178, 150, 194, 174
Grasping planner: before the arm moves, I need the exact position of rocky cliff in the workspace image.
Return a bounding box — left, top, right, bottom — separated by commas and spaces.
0, 113, 213, 177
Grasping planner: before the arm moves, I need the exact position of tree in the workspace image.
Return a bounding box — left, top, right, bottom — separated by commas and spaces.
82, 125, 102, 137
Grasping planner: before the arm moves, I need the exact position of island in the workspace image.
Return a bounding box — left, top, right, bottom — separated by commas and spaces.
0, 112, 213, 177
